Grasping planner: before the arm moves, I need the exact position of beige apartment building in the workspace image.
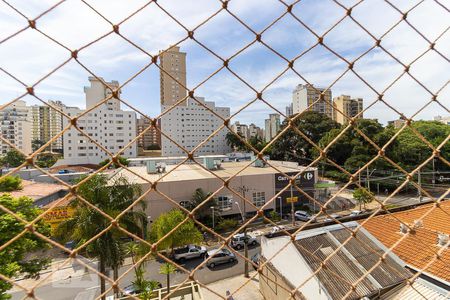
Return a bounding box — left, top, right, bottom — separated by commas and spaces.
0, 100, 32, 155
332, 95, 363, 125
112, 159, 317, 220
30, 100, 66, 153
159, 46, 187, 107
136, 117, 161, 150
292, 84, 333, 118
264, 114, 280, 142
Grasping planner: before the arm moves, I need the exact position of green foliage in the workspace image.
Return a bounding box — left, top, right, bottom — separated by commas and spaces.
98, 156, 129, 168
353, 187, 374, 210
149, 209, 203, 252
0, 176, 22, 192
271, 111, 340, 164
216, 218, 239, 232
268, 210, 281, 222
31, 140, 45, 152
0, 150, 26, 168
0, 194, 51, 298
225, 132, 247, 151
35, 153, 59, 168
189, 188, 217, 220
159, 262, 177, 295
56, 174, 144, 300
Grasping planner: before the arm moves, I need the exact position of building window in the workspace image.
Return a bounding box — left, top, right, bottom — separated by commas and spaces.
252, 192, 266, 207
218, 196, 232, 211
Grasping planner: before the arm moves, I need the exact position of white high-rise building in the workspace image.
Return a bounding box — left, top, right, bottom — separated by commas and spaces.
292, 84, 333, 118
0, 100, 32, 155
59, 77, 137, 165
161, 97, 231, 157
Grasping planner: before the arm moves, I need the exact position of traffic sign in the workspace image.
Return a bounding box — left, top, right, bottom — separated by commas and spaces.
286, 197, 298, 203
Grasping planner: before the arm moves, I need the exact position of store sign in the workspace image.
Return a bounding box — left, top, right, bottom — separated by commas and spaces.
43, 207, 74, 223
274, 171, 315, 189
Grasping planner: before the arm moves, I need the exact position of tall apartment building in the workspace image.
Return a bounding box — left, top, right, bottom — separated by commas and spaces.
231, 121, 249, 140
248, 123, 264, 139
332, 95, 363, 125
30, 100, 66, 153
159, 46, 187, 107
161, 97, 231, 157
59, 77, 137, 165
285, 103, 293, 117
292, 84, 333, 118
136, 117, 161, 149
264, 113, 280, 142
0, 100, 32, 155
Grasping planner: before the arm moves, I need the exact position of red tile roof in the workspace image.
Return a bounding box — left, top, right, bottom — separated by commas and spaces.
362, 201, 450, 282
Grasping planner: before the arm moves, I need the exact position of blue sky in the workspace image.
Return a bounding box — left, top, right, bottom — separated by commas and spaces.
1, 0, 449, 127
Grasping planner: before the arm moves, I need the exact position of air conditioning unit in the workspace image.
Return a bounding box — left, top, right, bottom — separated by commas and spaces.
437, 233, 449, 247
146, 161, 157, 174
400, 223, 409, 234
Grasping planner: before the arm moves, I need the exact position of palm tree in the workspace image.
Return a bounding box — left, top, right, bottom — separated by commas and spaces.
56, 174, 145, 300
159, 263, 177, 296
189, 188, 217, 221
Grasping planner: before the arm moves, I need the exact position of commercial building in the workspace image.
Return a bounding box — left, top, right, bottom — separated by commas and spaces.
434, 115, 450, 125
0, 100, 32, 155
388, 118, 407, 129
112, 159, 318, 219
332, 95, 363, 125
259, 222, 412, 300
292, 84, 333, 118
159, 46, 187, 107
30, 100, 66, 153
136, 117, 161, 150
160, 96, 231, 156
59, 77, 137, 165
264, 114, 280, 142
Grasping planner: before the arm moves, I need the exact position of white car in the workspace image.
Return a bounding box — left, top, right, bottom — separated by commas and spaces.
294, 210, 317, 222
230, 233, 257, 249
269, 225, 286, 237
324, 214, 341, 222
349, 210, 362, 217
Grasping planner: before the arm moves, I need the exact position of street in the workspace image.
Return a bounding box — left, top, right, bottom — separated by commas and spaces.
10, 243, 261, 300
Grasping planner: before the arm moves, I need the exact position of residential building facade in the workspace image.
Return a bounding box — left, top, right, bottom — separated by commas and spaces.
332, 95, 363, 125
264, 113, 280, 142
136, 117, 161, 150
231, 121, 249, 140
0, 100, 32, 155
159, 46, 187, 107
292, 84, 333, 118
285, 103, 293, 117
30, 100, 66, 153
434, 115, 450, 125
161, 97, 231, 156
248, 123, 264, 139
59, 77, 137, 165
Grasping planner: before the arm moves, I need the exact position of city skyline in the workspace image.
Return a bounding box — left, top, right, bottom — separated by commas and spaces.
1, 0, 448, 128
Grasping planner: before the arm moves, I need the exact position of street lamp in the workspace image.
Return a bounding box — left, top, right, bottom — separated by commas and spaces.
277, 196, 282, 219
234, 199, 249, 278
366, 168, 376, 192
210, 206, 215, 229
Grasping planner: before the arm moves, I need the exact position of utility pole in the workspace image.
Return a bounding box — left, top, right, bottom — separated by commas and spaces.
237, 186, 250, 278
418, 169, 422, 202
358, 167, 361, 187
432, 158, 436, 186
366, 168, 370, 191
290, 184, 295, 227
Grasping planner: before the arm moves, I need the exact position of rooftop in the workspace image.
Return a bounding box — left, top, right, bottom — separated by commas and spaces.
261, 222, 411, 300
362, 201, 450, 283
112, 160, 314, 184
7, 180, 67, 201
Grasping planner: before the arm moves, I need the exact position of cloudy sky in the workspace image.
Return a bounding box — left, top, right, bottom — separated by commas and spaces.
1, 0, 449, 127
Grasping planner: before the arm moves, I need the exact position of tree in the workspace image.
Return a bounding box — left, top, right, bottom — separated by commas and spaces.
271, 111, 340, 164
159, 263, 176, 296
353, 187, 374, 210
98, 156, 129, 169
0, 150, 26, 168
0, 176, 22, 192
225, 132, 247, 151
189, 188, 217, 220
35, 153, 59, 168
56, 174, 145, 300
0, 194, 51, 299
31, 139, 45, 152
150, 209, 203, 253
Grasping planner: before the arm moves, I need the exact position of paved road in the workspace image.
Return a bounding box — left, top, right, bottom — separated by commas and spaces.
10, 244, 261, 300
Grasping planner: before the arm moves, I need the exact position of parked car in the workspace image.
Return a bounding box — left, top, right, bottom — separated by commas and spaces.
324, 214, 341, 222
173, 244, 207, 261
294, 210, 316, 222
230, 233, 257, 249
58, 169, 71, 174
251, 253, 261, 270
122, 282, 162, 296
268, 225, 286, 237
349, 210, 362, 217
205, 248, 236, 268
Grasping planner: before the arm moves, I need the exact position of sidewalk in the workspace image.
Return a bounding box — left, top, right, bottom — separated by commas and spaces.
202, 271, 262, 300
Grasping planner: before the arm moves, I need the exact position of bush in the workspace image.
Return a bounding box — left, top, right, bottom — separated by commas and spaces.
98, 156, 129, 168
0, 176, 23, 192
324, 170, 348, 182
216, 218, 238, 232
268, 210, 281, 222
